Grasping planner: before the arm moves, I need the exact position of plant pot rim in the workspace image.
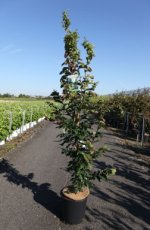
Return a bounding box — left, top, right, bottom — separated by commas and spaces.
61, 186, 90, 201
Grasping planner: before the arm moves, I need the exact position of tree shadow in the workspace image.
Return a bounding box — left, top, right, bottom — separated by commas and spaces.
79, 128, 150, 229
0, 159, 62, 219
95, 148, 150, 190
103, 129, 126, 139
103, 140, 150, 169
89, 181, 150, 228
126, 144, 150, 157
91, 139, 150, 229
90, 154, 150, 229
94, 160, 112, 170
104, 129, 150, 157
85, 205, 138, 230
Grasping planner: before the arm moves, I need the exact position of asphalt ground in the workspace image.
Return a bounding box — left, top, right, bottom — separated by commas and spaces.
0, 120, 149, 230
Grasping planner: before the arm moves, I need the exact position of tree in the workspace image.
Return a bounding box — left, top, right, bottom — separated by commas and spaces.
51, 11, 116, 193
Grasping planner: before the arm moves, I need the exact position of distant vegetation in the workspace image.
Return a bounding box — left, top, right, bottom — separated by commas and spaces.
91, 89, 150, 140
0, 100, 54, 141
0, 93, 15, 98
0, 93, 53, 100
0, 90, 149, 150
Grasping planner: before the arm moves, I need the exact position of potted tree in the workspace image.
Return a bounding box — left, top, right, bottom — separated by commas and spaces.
51, 11, 116, 224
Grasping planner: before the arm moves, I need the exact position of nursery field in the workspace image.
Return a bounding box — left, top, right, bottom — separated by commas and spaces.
0, 120, 149, 230
0, 100, 53, 142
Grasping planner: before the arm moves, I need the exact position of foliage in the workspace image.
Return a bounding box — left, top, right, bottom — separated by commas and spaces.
95, 90, 150, 135
0, 93, 14, 98
51, 12, 116, 193
0, 101, 53, 141
103, 93, 126, 128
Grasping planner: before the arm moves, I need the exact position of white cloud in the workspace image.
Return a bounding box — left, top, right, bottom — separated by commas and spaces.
1, 44, 14, 52
0, 44, 23, 55
9, 48, 23, 54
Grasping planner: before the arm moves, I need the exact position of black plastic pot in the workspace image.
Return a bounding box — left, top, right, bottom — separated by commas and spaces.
60, 190, 88, 225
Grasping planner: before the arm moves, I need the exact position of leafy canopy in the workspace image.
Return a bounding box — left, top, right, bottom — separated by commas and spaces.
51, 11, 116, 193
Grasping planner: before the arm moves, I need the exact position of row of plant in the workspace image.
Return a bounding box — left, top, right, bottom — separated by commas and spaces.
0, 101, 54, 141
92, 90, 150, 136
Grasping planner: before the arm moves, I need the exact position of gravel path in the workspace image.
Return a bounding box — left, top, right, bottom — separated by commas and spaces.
0, 121, 149, 230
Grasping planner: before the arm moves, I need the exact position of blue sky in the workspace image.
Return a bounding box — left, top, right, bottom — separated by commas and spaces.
0, 0, 150, 96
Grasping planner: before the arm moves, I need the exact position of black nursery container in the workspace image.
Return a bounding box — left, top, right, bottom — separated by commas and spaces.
61, 190, 88, 225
